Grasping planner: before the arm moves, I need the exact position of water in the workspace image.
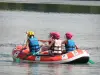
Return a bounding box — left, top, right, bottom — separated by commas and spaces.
0, 10, 100, 75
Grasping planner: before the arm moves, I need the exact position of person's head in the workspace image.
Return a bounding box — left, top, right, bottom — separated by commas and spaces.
49, 32, 60, 39
65, 32, 73, 39
26, 31, 34, 38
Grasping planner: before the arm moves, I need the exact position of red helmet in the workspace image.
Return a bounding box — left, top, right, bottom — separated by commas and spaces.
65, 32, 73, 39
50, 32, 60, 39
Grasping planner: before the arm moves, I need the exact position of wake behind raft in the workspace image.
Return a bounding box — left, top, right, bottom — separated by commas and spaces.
12, 45, 90, 64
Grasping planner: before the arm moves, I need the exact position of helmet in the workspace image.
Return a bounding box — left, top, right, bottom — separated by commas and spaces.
50, 32, 55, 37
50, 32, 60, 39
65, 32, 73, 39
27, 31, 34, 36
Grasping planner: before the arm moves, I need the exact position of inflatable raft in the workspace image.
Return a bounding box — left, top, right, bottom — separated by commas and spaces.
12, 45, 90, 64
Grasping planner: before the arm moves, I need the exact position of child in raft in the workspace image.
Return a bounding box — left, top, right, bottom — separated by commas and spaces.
62, 32, 78, 53
40, 32, 63, 55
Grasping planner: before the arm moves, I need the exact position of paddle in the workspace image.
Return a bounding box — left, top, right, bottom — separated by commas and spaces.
15, 58, 20, 63
88, 59, 95, 64
15, 48, 26, 63
15, 40, 26, 63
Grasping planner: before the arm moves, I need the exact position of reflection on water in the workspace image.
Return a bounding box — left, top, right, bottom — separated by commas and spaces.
11, 63, 92, 75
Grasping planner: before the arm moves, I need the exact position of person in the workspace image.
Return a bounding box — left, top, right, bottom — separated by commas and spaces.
47, 32, 63, 55
39, 32, 56, 45
39, 32, 63, 55
38, 32, 57, 52
62, 32, 78, 53
25, 31, 40, 55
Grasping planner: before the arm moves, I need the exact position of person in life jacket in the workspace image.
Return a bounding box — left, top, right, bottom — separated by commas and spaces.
62, 32, 78, 53
39, 32, 55, 45
39, 32, 62, 55
38, 32, 57, 51
25, 31, 40, 55
48, 32, 63, 55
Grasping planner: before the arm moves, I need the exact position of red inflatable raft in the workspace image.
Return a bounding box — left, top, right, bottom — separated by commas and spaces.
12, 45, 90, 64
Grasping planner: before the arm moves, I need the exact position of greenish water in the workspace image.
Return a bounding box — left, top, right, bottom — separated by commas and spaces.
0, 2, 100, 14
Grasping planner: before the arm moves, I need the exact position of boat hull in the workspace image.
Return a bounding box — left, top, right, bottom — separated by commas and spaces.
12, 45, 90, 64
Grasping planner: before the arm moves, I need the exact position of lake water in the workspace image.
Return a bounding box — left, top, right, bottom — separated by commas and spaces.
0, 10, 100, 75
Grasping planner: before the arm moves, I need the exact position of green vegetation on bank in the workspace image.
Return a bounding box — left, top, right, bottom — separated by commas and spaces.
0, 2, 100, 14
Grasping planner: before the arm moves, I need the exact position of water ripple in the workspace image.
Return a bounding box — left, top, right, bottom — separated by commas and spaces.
0, 43, 24, 47
80, 47, 100, 50
0, 53, 11, 57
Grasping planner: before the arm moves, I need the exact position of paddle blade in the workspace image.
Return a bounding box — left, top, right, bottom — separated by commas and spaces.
88, 59, 95, 64
15, 58, 20, 63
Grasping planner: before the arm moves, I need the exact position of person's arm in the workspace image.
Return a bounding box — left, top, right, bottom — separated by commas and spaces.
25, 35, 29, 48
25, 39, 29, 47
38, 39, 49, 43
61, 40, 67, 51
48, 40, 54, 48
75, 45, 79, 49
62, 40, 67, 44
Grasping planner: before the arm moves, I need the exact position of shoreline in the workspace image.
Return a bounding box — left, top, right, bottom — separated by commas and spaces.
0, 1, 100, 14
0, 1, 100, 6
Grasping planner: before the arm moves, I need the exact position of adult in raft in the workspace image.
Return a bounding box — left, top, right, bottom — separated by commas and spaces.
62, 32, 78, 53
40, 32, 63, 55
25, 31, 41, 55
